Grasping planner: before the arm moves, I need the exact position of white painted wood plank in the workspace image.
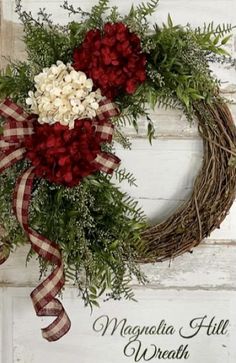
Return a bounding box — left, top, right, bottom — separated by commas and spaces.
0, 246, 40, 287
121, 103, 236, 138
1, 241, 236, 289
0, 291, 13, 363
1, 288, 236, 363
115, 139, 203, 201
141, 243, 236, 289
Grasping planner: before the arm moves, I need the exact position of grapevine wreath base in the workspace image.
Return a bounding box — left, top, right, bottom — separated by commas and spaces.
1, 102, 235, 262
142, 101, 236, 261
1, 0, 236, 342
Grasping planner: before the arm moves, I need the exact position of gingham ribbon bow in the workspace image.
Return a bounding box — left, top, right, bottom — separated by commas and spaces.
0, 98, 120, 341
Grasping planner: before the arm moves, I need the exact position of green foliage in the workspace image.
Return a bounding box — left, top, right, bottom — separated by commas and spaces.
9, 1, 234, 123
15, 1, 73, 69
113, 128, 132, 150
193, 23, 233, 56
0, 62, 34, 105
145, 15, 233, 119
30, 176, 147, 307
0, 162, 29, 250
106, 6, 122, 23
87, 0, 110, 28
114, 168, 137, 187
0, 165, 147, 306
114, 83, 156, 140
124, 0, 159, 35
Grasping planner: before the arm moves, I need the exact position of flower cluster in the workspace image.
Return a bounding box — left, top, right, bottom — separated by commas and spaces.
24, 120, 105, 186
73, 22, 147, 100
26, 61, 102, 129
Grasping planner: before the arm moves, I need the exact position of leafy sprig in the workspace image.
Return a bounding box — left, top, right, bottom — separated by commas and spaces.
194, 22, 236, 37
145, 15, 233, 120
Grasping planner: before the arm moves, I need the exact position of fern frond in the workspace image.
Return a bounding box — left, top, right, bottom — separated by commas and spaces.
114, 168, 137, 187
195, 22, 236, 37
136, 0, 160, 17
157, 91, 182, 110
125, 0, 159, 35
214, 23, 236, 36
107, 6, 122, 22
88, 0, 110, 28
123, 194, 146, 222
115, 113, 136, 127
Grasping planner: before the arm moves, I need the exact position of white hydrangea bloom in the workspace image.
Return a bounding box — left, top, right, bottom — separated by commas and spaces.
26, 61, 103, 129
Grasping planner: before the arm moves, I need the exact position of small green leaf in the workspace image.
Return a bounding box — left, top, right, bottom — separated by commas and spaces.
89, 294, 98, 300
98, 284, 107, 297
221, 34, 232, 45
167, 13, 173, 28
213, 34, 220, 45
215, 47, 230, 56
181, 94, 190, 109
91, 300, 100, 308
89, 286, 97, 295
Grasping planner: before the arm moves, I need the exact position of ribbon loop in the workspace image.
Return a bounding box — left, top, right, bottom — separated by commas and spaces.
0, 98, 33, 123
94, 152, 121, 174
96, 98, 119, 121
0, 100, 34, 173
92, 99, 121, 170
3, 119, 34, 142
93, 120, 114, 143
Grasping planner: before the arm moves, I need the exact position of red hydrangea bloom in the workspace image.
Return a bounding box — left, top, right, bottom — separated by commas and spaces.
24, 120, 105, 187
73, 22, 147, 99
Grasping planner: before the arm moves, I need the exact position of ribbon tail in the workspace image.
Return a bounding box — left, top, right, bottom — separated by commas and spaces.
0, 147, 26, 174
13, 167, 71, 341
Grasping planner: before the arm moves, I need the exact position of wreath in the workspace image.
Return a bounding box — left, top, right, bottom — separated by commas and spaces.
0, 0, 236, 341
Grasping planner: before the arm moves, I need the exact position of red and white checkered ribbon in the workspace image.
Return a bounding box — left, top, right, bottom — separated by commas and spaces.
0, 98, 120, 341
13, 167, 71, 341
93, 98, 120, 172
0, 99, 71, 341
